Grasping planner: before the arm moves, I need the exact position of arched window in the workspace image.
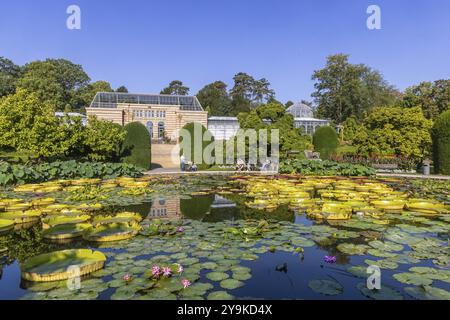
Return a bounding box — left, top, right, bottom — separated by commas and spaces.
158, 122, 165, 139
146, 121, 153, 139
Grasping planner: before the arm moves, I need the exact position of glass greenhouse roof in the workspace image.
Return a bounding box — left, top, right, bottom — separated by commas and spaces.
286, 102, 314, 118
89, 92, 204, 111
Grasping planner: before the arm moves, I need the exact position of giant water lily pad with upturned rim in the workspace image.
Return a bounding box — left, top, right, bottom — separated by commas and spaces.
42, 223, 92, 240
83, 223, 140, 242
21, 249, 107, 282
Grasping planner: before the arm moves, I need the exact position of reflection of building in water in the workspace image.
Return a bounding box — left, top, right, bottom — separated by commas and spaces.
143, 197, 181, 221
211, 195, 237, 209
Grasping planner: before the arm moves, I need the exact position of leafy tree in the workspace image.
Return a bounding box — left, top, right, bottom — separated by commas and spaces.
312, 54, 398, 123
0, 57, 21, 98
238, 102, 312, 160
285, 101, 294, 108
342, 116, 359, 142
313, 126, 339, 160
252, 78, 275, 104
116, 85, 129, 93
432, 110, 450, 174
353, 106, 433, 161
401, 80, 450, 119
16, 59, 90, 111
160, 80, 190, 95
197, 81, 232, 116
121, 122, 152, 170
75, 80, 113, 110
0, 89, 84, 159
84, 116, 126, 161
230, 73, 275, 109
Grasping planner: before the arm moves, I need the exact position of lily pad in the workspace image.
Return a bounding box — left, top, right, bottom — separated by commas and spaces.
207, 291, 234, 300
21, 249, 107, 282
365, 259, 399, 270
206, 272, 229, 282
405, 286, 450, 300
83, 223, 140, 242
308, 279, 343, 296
368, 240, 403, 252
357, 283, 403, 300
42, 223, 92, 240
393, 272, 433, 286
337, 243, 369, 255
220, 279, 244, 290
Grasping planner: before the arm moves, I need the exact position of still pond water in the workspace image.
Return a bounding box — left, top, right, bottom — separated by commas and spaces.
0, 175, 449, 300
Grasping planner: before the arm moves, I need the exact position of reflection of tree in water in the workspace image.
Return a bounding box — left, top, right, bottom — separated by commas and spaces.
181, 195, 214, 220
181, 194, 296, 223
0, 225, 86, 266
225, 194, 296, 223
122, 201, 153, 220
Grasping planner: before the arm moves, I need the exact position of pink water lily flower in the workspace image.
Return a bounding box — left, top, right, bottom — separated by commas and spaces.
162, 267, 172, 277
182, 279, 191, 289
152, 265, 161, 278
123, 274, 132, 283
177, 264, 184, 274
324, 256, 337, 264
177, 226, 185, 233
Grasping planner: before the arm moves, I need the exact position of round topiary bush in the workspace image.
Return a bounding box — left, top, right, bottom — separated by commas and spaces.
121, 122, 152, 170
179, 122, 214, 170
432, 110, 450, 174
313, 126, 339, 160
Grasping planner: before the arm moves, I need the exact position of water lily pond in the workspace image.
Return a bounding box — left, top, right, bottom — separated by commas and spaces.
0, 175, 449, 300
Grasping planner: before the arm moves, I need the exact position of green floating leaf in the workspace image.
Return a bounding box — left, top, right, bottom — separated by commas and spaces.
393, 272, 433, 286
365, 259, 399, 270
207, 291, 234, 300
308, 279, 343, 296
337, 243, 369, 255
357, 283, 403, 300
206, 272, 229, 282
405, 286, 450, 300
347, 266, 369, 279
220, 279, 244, 290
368, 240, 404, 252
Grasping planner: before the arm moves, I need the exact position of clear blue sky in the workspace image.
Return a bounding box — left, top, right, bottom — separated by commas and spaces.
1, 0, 449, 102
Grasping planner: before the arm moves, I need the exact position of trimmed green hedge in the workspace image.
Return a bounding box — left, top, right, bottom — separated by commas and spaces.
0, 161, 143, 186
313, 126, 339, 160
432, 110, 450, 174
121, 122, 152, 170
180, 122, 215, 170
280, 159, 376, 176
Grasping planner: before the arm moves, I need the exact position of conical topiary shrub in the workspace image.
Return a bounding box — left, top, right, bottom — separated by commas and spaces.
121, 122, 152, 170
313, 126, 339, 160
432, 110, 450, 174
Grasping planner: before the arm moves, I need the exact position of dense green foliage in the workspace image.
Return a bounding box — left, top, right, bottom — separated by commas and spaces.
312, 54, 398, 123
0, 57, 21, 98
0, 89, 85, 159
121, 122, 152, 170
0, 161, 142, 186
0, 89, 125, 161
354, 107, 433, 161
279, 159, 376, 176
180, 122, 214, 170
15, 59, 90, 111
84, 116, 126, 161
160, 80, 190, 95
313, 126, 340, 160
238, 102, 313, 160
401, 80, 450, 119
197, 81, 233, 116
432, 110, 450, 174
342, 116, 359, 142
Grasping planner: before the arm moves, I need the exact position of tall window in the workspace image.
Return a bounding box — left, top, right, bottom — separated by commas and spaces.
146, 121, 153, 139
158, 122, 165, 139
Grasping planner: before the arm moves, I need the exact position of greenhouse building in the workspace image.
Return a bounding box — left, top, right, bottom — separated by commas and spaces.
86, 92, 208, 141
